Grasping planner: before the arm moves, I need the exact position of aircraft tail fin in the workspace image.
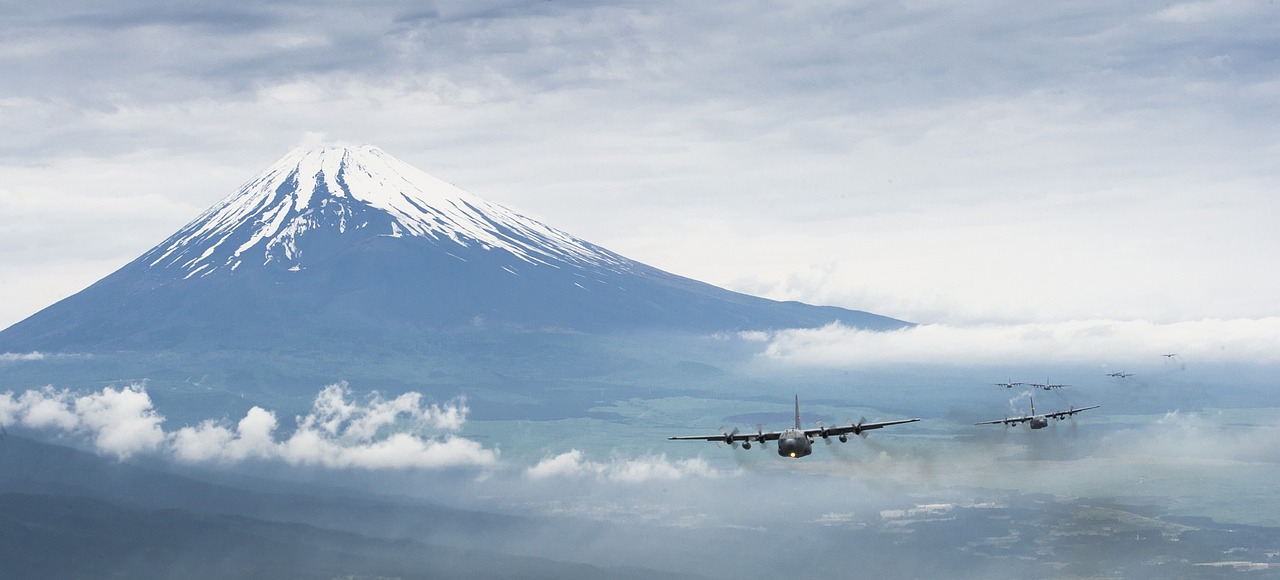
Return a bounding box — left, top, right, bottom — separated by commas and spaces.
795, 395, 801, 429
1030, 395, 1036, 415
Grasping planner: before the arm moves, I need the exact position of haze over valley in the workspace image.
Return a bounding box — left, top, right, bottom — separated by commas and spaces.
3, 1, 1279, 577
4, 145, 1278, 578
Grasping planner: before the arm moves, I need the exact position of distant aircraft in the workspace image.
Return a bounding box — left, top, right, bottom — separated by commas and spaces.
1025, 378, 1068, 391
975, 396, 1099, 430
668, 395, 921, 458
1105, 371, 1133, 378
1160, 353, 1178, 358
993, 380, 1025, 389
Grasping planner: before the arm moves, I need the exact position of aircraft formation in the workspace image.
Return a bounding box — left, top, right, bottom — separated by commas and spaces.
667, 353, 1197, 458
669, 388, 1099, 459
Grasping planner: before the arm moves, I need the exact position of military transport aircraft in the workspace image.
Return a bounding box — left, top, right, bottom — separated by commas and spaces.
993, 380, 1025, 389
975, 396, 1099, 430
1105, 371, 1133, 378
1025, 378, 1068, 391
668, 396, 921, 458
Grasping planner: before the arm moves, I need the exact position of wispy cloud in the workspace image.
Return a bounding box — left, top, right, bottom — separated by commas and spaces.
755, 318, 1280, 366
1, 382, 497, 469
1098, 410, 1280, 464
1153, 0, 1258, 23
526, 449, 721, 483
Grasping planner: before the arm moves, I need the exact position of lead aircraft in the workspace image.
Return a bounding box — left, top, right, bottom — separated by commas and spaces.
975, 396, 1099, 429
668, 396, 921, 458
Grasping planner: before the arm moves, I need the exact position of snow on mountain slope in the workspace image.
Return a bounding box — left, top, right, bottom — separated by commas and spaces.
144, 146, 632, 279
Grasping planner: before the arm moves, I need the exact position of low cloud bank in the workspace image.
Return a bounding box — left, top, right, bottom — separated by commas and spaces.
757, 318, 1280, 366
526, 449, 721, 483
0, 382, 497, 469
1099, 410, 1280, 465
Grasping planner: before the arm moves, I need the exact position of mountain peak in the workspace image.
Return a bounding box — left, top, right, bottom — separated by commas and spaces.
0, 145, 908, 352
143, 145, 627, 279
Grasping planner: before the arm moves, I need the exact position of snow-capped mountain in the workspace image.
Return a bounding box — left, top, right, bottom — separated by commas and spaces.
0, 146, 907, 353
146, 146, 631, 279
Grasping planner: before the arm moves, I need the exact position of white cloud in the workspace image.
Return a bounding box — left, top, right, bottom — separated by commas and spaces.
0, 391, 18, 426
172, 383, 497, 469
526, 449, 593, 479
607, 454, 718, 484
307, 433, 496, 470
170, 406, 279, 463
72, 384, 166, 458
298, 382, 468, 441
1, 382, 497, 468
757, 318, 1280, 367
0, 385, 163, 457
15, 387, 81, 431
526, 449, 720, 483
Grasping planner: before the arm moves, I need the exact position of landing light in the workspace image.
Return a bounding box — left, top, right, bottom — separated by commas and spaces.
789, 452, 796, 458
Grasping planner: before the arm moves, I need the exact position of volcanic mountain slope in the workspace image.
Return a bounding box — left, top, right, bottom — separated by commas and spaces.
0, 146, 907, 353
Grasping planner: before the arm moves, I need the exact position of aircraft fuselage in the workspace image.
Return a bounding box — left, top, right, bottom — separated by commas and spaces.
1029, 416, 1049, 429
777, 428, 812, 458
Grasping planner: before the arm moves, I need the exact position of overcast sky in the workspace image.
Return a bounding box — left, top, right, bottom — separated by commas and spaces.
3, 0, 1278, 332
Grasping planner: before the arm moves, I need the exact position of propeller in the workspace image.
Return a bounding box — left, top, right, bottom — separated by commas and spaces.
717, 427, 741, 448
753, 424, 768, 449
854, 416, 870, 439
817, 420, 833, 444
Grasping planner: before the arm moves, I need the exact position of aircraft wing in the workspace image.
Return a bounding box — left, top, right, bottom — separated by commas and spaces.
804, 417, 921, 438
668, 429, 782, 443
1042, 405, 1099, 420
975, 415, 1032, 426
